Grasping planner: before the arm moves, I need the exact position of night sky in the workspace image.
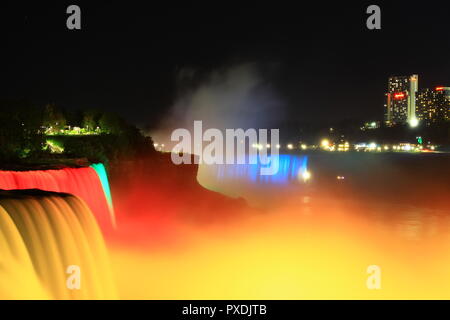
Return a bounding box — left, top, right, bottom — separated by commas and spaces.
1, 1, 449, 129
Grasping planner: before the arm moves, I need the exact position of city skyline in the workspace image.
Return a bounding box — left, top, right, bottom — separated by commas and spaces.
384, 74, 448, 127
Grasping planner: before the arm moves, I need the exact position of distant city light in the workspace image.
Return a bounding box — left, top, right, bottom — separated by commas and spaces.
301, 170, 311, 182
394, 92, 405, 99
336, 141, 350, 152
287, 144, 293, 150
409, 118, 419, 128
321, 139, 330, 148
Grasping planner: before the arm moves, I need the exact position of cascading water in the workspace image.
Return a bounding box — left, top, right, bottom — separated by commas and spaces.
0, 164, 115, 229
220, 155, 309, 184
90, 164, 116, 228
0, 190, 117, 299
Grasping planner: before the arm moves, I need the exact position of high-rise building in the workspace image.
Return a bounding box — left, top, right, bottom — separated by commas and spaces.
416, 86, 450, 124
384, 74, 419, 126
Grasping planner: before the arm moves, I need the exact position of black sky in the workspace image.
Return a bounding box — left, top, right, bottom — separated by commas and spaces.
0, 1, 449, 128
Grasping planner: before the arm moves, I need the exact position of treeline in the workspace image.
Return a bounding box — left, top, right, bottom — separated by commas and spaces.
42, 103, 127, 134
0, 99, 156, 164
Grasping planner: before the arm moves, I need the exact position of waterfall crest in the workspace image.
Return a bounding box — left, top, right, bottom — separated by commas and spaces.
0, 164, 115, 229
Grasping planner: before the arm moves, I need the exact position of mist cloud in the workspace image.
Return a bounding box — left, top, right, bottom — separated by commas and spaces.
150, 63, 285, 147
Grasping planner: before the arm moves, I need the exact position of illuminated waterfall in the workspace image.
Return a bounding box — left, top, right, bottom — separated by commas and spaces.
0, 164, 115, 229
0, 190, 117, 299
213, 155, 309, 184
90, 164, 116, 228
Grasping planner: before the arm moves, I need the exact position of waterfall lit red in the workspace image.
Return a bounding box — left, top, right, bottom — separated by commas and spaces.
0, 166, 114, 230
